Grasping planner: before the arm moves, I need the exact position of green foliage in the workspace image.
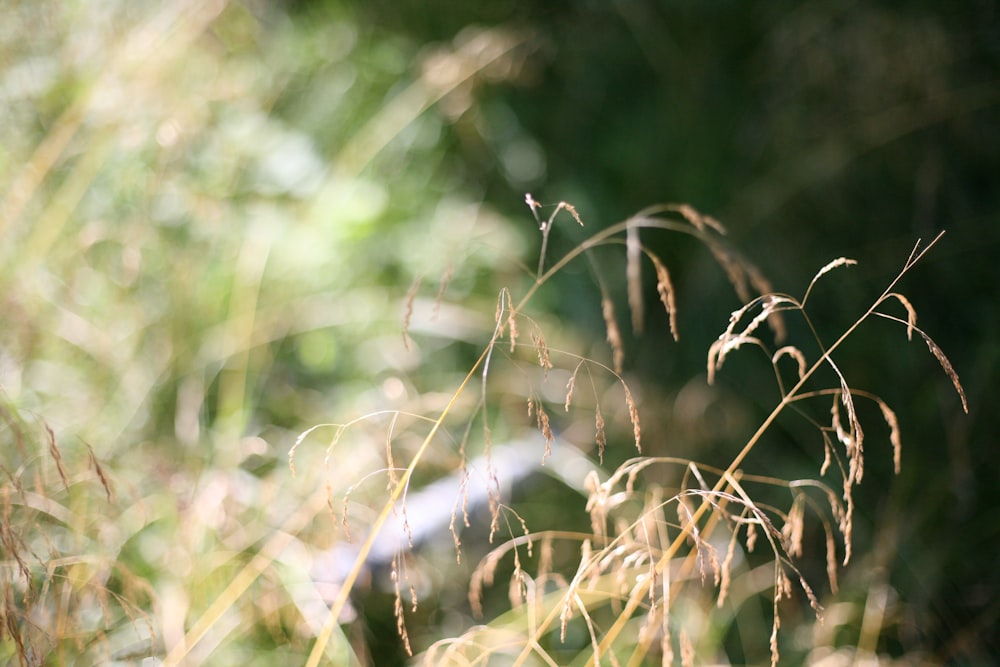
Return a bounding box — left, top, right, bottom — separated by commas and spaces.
0, 2, 532, 663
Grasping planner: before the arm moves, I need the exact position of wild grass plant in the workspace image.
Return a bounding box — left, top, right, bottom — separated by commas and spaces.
294, 200, 966, 666
0, 3, 972, 666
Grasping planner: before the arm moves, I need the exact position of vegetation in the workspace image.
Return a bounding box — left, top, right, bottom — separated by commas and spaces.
1, 2, 994, 666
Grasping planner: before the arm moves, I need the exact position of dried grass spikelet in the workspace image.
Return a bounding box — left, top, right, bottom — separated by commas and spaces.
449, 468, 471, 561
791, 564, 822, 614
819, 430, 834, 477
45, 425, 69, 490
783, 498, 806, 558
601, 295, 625, 374
493, 287, 519, 353
918, 329, 969, 413
803, 257, 857, 306
830, 394, 863, 565
841, 476, 855, 566
508, 550, 527, 609
872, 305, 967, 413
745, 520, 759, 553
706, 238, 788, 341
626, 224, 644, 333
769, 568, 791, 667
561, 201, 585, 226
770, 560, 825, 662
880, 292, 917, 341
708, 295, 797, 384
745, 263, 786, 343
707, 331, 762, 385
622, 382, 642, 452
824, 518, 840, 594
772, 345, 808, 382
559, 539, 596, 641
584, 470, 610, 539
648, 252, 679, 341
533, 399, 555, 464
529, 194, 584, 276
562, 360, 611, 457
676, 203, 727, 235
86, 443, 114, 502
789, 479, 848, 585
873, 397, 902, 474
468, 545, 507, 618
531, 328, 553, 377
484, 430, 502, 545
564, 365, 579, 411
684, 493, 722, 586
830, 379, 865, 485
717, 521, 740, 608
594, 409, 608, 462
391, 554, 414, 656
709, 243, 751, 304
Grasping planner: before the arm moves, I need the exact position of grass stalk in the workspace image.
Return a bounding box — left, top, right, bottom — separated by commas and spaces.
487, 231, 950, 666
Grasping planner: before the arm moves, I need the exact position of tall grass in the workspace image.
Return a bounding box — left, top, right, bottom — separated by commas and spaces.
0, 3, 969, 666
293, 200, 965, 666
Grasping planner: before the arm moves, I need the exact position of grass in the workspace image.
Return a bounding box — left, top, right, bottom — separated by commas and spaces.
291, 200, 965, 666
0, 3, 970, 666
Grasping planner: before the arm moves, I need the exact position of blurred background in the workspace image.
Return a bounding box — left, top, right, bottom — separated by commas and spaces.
1, 0, 996, 664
